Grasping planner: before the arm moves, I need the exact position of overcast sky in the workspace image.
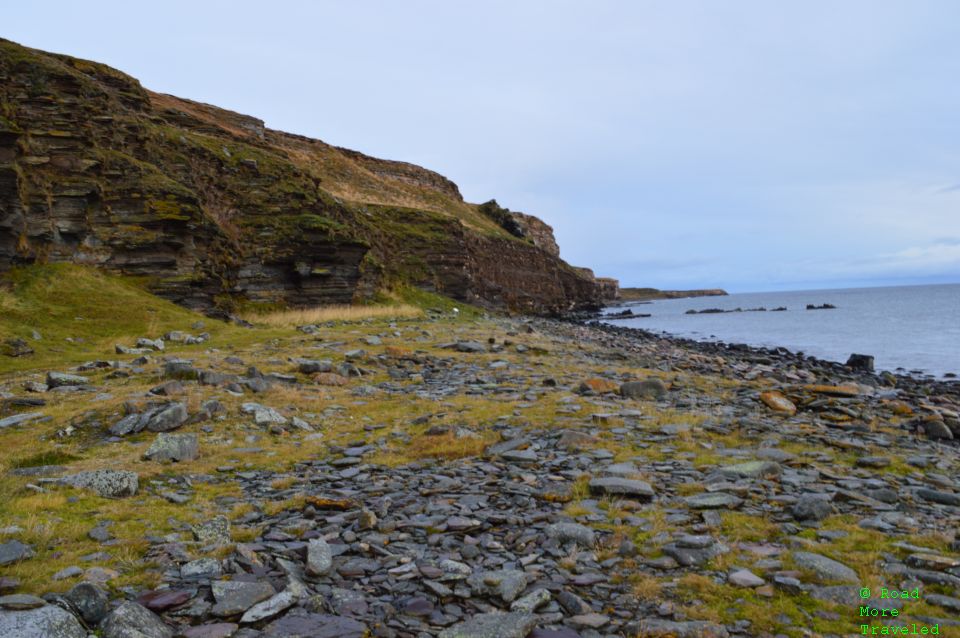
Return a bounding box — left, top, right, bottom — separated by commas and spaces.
6, 1, 960, 292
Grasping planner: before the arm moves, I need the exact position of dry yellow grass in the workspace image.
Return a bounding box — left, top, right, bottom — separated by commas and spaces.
243, 304, 423, 327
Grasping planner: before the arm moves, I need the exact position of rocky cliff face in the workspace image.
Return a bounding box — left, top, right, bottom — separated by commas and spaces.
0, 39, 604, 314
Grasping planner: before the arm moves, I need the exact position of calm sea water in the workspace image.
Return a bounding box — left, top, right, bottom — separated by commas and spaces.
602, 284, 960, 378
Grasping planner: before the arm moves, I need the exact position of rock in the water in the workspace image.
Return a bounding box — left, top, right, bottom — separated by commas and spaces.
792, 551, 858, 583
144, 432, 199, 462
100, 601, 173, 638
211, 580, 275, 616
0, 540, 34, 566
588, 477, 655, 500
63, 470, 138, 497
0, 604, 86, 638
620, 379, 667, 400
261, 613, 367, 638
438, 612, 537, 638
846, 353, 875, 372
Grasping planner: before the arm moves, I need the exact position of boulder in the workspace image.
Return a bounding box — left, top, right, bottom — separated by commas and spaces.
0, 604, 86, 638
144, 432, 199, 462
63, 470, 138, 497
46, 372, 89, 388
846, 353, 875, 372
100, 601, 173, 638
64, 582, 109, 625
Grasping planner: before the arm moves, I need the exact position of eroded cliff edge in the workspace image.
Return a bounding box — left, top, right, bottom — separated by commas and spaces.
0, 39, 612, 315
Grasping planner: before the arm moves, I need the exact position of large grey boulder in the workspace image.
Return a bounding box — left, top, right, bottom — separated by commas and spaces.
100, 601, 173, 638
438, 612, 537, 638
0, 604, 86, 638
793, 551, 858, 583
63, 470, 139, 497
46, 372, 89, 388
466, 570, 531, 603
144, 433, 199, 462
110, 402, 188, 436
64, 581, 109, 625
241, 403, 287, 426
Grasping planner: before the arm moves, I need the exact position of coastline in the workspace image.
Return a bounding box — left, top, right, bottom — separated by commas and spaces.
1, 310, 959, 636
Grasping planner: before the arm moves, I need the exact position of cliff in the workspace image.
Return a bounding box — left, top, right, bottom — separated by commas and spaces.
0, 39, 604, 315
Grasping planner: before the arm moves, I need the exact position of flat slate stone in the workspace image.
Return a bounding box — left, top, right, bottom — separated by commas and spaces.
438, 611, 537, 638
792, 551, 858, 584
684, 492, 743, 509
0, 412, 45, 429
261, 613, 367, 638
211, 580, 275, 616
588, 477, 654, 500
0, 540, 34, 566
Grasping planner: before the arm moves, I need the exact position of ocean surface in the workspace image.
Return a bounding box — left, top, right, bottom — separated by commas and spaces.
602, 283, 960, 378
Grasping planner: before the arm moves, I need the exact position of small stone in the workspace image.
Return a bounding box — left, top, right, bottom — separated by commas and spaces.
685, 492, 743, 509
306, 538, 332, 576
0, 540, 34, 566
0, 594, 46, 610
728, 569, 765, 587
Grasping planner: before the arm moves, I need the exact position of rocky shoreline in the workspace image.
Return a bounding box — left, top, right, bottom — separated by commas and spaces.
1, 313, 960, 637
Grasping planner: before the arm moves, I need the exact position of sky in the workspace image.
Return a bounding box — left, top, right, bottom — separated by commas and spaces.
5, 1, 960, 292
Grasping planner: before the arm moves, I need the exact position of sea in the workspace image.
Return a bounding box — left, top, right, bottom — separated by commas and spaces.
601, 283, 960, 379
